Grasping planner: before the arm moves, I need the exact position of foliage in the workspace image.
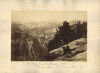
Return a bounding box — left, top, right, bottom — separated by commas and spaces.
47, 21, 87, 51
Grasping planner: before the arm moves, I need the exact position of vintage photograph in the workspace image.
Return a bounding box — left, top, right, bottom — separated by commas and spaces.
11, 11, 87, 61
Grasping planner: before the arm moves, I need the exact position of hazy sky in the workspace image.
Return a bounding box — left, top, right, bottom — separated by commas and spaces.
11, 11, 87, 23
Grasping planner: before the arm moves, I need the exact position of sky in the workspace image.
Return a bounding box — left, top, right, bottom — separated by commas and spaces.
11, 11, 87, 24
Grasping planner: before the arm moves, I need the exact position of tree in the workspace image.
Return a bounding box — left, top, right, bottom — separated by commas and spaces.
48, 21, 72, 51
47, 20, 87, 51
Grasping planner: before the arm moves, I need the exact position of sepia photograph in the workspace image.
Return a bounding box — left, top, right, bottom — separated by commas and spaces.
11, 11, 87, 61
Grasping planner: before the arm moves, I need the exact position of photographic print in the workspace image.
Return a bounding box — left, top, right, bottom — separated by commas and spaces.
11, 11, 87, 61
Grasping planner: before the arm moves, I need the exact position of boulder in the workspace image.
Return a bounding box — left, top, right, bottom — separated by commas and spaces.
48, 38, 87, 61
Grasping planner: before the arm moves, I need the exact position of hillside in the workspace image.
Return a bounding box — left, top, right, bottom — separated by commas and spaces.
11, 23, 48, 61
48, 38, 87, 61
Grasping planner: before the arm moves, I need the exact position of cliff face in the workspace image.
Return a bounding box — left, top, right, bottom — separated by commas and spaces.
48, 38, 87, 61
11, 33, 48, 61
11, 23, 48, 61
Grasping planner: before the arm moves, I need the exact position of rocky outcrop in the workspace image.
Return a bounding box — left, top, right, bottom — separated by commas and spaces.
48, 47, 64, 60
48, 38, 87, 61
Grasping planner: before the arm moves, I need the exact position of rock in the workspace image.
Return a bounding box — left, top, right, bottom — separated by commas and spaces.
48, 38, 87, 61
55, 51, 87, 61
48, 47, 64, 60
